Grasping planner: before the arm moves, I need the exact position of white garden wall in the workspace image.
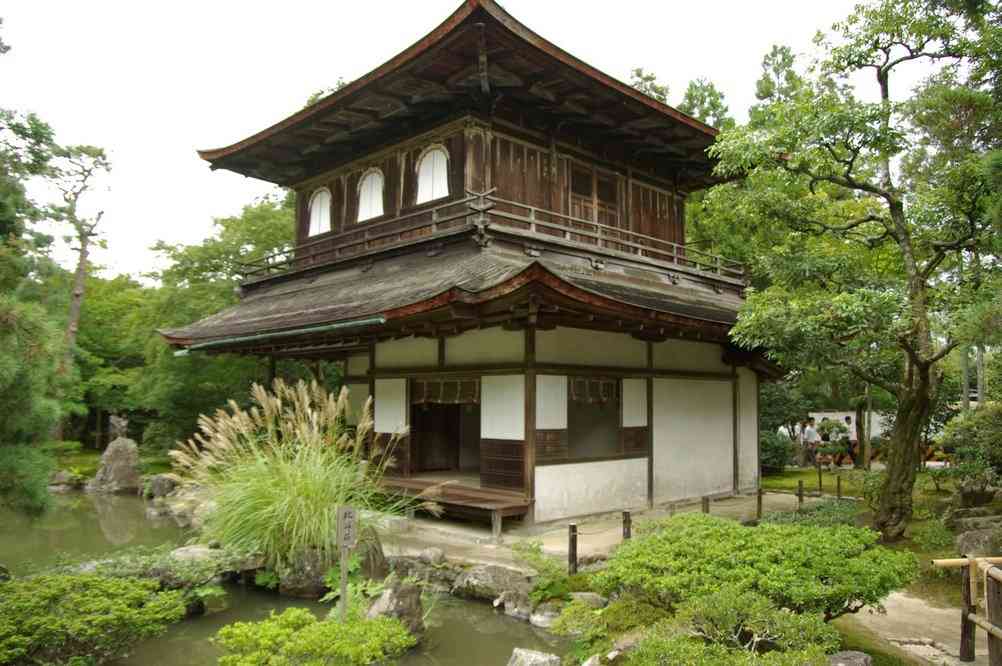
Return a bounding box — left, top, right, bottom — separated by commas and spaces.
374, 378, 407, 434
446, 327, 524, 365
652, 377, 734, 502
652, 339, 729, 373
375, 336, 437, 368
534, 457, 647, 522
536, 328, 646, 367
737, 368, 759, 492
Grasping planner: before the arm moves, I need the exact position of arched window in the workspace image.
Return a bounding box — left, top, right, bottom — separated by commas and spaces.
357, 169, 384, 222
416, 146, 449, 204
308, 188, 331, 236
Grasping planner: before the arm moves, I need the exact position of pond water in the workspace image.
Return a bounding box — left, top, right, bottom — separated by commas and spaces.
0, 494, 565, 665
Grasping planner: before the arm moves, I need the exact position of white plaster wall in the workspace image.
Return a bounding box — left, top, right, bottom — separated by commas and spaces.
344, 383, 370, 426
536, 328, 646, 367
652, 339, 729, 373
446, 327, 524, 365
622, 378, 647, 427
346, 354, 369, 376
375, 337, 437, 368
534, 458, 647, 522
536, 375, 568, 430
374, 378, 407, 434
481, 375, 524, 440
738, 369, 759, 492
652, 377, 733, 502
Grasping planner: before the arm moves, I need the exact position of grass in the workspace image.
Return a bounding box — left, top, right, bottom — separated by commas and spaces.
761, 466, 865, 497
53, 448, 173, 478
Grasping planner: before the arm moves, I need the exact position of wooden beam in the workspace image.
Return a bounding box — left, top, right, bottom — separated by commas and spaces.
524, 325, 537, 522
646, 341, 654, 508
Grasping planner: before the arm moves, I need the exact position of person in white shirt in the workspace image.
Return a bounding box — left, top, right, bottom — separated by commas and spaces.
802, 417, 821, 465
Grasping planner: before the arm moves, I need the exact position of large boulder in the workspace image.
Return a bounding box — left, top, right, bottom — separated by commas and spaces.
956, 528, 1001, 557
388, 555, 461, 594
357, 526, 389, 580
366, 574, 424, 635
494, 589, 532, 621
145, 474, 177, 499
86, 438, 142, 494
506, 648, 561, 666
278, 550, 327, 599
451, 564, 532, 601
828, 651, 873, 666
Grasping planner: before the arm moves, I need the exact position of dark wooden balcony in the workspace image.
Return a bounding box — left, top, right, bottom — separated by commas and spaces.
238, 191, 745, 285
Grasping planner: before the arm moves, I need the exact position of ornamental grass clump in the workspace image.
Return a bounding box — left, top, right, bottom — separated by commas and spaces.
170, 379, 411, 572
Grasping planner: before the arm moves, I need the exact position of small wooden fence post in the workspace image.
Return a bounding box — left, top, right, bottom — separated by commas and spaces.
568, 523, 578, 575
797, 480, 804, 509
817, 463, 823, 495
622, 510, 632, 540
988, 566, 1002, 665
669, 503, 676, 517
756, 488, 764, 520
962, 562, 976, 662
836, 475, 842, 500
701, 496, 710, 514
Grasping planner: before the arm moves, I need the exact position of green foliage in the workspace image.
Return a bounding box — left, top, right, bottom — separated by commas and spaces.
760, 432, 794, 474
552, 596, 669, 663
214, 606, 416, 666
629, 67, 668, 104
253, 569, 279, 590
320, 554, 385, 603
595, 513, 916, 620
626, 625, 829, 666
171, 380, 409, 572
910, 520, 955, 551
511, 540, 577, 605
678, 78, 734, 129
850, 469, 887, 513
0, 445, 54, 514
677, 586, 840, 653
0, 574, 185, 665
761, 499, 858, 528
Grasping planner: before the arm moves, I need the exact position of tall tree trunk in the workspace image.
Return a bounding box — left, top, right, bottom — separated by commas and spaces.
977, 344, 985, 404
853, 403, 866, 469
51, 229, 89, 441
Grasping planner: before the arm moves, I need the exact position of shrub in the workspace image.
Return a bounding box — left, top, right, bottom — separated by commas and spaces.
849, 469, 885, 513
939, 403, 1002, 469
552, 596, 669, 663
512, 540, 577, 605
594, 513, 916, 620
760, 432, 794, 474
676, 587, 839, 653
0, 574, 186, 665
214, 607, 416, 666
171, 380, 413, 572
760, 499, 858, 528
0, 444, 54, 514
910, 520, 954, 551
626, 627, 828, 666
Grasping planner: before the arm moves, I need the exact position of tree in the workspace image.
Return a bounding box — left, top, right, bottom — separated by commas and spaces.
712, 0, 1001, 539
629, 67, 668, 104
678, 78, 734, 129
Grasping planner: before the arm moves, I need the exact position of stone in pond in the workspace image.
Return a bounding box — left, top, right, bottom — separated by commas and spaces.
506, 648, 562, 666
86, 437, 142, 494
494, 589, 532, 621
828, 651, 873, 666
419, 546, 446, 566
529, 599, 564, 629
366, 575, 424, 635
146, 474, 177, 498
451, 563, 531, 601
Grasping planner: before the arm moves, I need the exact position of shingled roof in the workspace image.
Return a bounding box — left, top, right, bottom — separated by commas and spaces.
161, 240, 741, 351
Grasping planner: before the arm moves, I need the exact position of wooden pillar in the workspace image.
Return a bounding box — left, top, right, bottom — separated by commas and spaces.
989, 566, 1002, 665
266, 356, 276, 388
437, 337, 446, 369
961, 563, 976, 662
646, 342, 654, 508
524, 326, 537, 523
367, 343, 376, 400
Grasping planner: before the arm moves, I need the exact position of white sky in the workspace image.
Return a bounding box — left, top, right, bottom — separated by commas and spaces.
1, 0, 867, 279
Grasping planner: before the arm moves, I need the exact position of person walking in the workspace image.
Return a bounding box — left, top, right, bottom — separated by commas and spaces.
803, 417, 820, 466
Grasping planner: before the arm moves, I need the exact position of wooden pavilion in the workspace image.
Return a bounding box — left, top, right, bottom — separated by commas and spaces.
163, 0, 771, 534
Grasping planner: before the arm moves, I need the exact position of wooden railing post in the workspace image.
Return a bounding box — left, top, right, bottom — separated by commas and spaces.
568, 523, 578, 575
701, 496, 710, 514
817, 463, 823, 495
797, 480, 804, 509
836, 475, 842, 500
757, 488, 764, 520
962, 562, 976, 662
988, 566, 1002, 665
622, 510, 632, 540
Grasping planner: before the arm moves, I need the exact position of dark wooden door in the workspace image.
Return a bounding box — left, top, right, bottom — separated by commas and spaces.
411, 404, 460, 472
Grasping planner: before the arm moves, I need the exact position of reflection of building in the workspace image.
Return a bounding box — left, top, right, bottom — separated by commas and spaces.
809, 411, 889, 439
162, 0, 774, 532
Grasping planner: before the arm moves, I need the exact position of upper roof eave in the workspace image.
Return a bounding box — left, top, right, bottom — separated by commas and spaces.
197, 0, 717, 166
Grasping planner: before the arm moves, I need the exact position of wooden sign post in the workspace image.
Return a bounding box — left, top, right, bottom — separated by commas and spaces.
337, 505, 358, 622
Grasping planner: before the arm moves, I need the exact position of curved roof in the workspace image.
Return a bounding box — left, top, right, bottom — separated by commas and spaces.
199, 0, 719, 188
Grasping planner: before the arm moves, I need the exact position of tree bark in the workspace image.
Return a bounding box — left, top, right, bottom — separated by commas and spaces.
51, 227, 90, 441
853, 403, 866, 469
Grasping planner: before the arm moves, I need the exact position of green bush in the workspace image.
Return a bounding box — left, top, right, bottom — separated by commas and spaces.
761, 499, 858, 528
910, 520, 955, 551
171, 380, 412, 572
0, 445, 54, 514
0, 574, 186, 665
553, 596, 669, 663
625, 626, 828, 666
214, 607, 416, 666
760, 432, 794, 474
511, 540, 578, 605
595, 513, 916, 620
676, 586, 839, 653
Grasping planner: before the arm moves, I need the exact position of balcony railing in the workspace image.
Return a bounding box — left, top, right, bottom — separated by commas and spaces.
238, 190, 745, 282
